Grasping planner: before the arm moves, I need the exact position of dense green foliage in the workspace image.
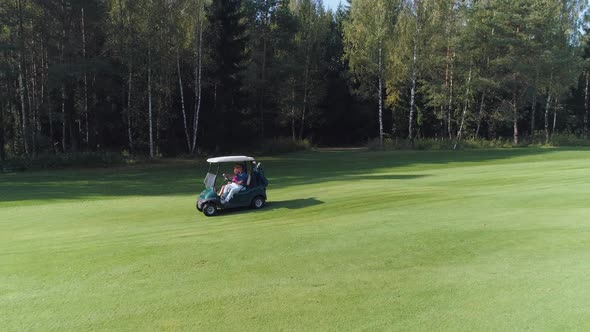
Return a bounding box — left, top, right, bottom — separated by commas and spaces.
1, 0, 590, 159
3, 149, 590, 329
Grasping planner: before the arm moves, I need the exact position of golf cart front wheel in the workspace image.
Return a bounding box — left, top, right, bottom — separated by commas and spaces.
202, 204, 217, 217
252, 196, 265, 209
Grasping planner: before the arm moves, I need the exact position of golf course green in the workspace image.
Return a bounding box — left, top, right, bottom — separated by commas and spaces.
2, 148, 590, 330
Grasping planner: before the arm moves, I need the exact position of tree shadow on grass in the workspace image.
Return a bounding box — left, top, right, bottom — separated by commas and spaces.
266, 148, 571, 189
0, 147, 579, 204
344, 174, 428, 181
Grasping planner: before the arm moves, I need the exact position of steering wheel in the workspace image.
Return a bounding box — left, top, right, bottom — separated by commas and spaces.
223, 173, 232, 182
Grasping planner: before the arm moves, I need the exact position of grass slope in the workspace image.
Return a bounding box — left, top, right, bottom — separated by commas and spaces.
2, 149, 590, 331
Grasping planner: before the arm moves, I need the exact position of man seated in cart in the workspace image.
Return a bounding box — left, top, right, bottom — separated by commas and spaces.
219, 164, 248, 204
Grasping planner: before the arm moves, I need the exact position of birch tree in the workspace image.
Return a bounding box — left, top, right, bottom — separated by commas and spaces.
191, 0, 207, 155
343, 0, 400, 145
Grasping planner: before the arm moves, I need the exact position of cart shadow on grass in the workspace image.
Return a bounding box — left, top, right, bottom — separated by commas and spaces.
265, 197, 324, 210
213, 197, 324, 216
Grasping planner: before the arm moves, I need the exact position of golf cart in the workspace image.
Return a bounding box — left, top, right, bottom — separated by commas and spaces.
196, 156, 268, 217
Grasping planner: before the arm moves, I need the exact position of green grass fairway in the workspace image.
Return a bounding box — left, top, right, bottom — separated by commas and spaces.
3, 149, 590, 330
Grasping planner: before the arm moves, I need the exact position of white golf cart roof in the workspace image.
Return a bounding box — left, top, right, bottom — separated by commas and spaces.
206, 155, 256, 163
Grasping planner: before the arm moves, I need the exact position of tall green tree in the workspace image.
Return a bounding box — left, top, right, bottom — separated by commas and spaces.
343, 0, 401, 145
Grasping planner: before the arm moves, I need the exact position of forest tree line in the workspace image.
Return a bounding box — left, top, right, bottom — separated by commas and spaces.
1, 0, 589, 159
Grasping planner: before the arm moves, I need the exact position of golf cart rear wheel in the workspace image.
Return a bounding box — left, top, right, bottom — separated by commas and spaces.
202, 204, 217, 217
251, 196, 265, 209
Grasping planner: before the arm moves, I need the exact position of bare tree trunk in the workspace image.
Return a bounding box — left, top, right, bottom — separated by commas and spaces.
544, 94, 551, 144
82, 7, 89, 147
584, 70, 589, 138
177, 53, 191, 152
25, 64, 33, 153
513, 89, 518, 145
16, 0, 29, 156
156, 98, 160, 156
127, 67, 133, 152
260, 36, 267, 138
191, 0, 204, 155
291, 82, 296, 141
299, 3, 316, 141
61, 86, 66, 152
12, 101, 22, 154
444, 46, 450, 140
31, 46, 38, 157
552, 99, 558, 134
118, 0, 132, 152
148, 47, 154, 159
60, 1, 67, 153
17, 62, 29, 155
0, 75, 6, 160
0, 100, 4, 161
447, 52, 455, 139
438, 106, 444, 139
454, 66, 472, 150
378, 46, 384, 146
46, 50, 54, 153
408, 40, 417, 142
475, 92, 485, 138
299, 53, 310, 140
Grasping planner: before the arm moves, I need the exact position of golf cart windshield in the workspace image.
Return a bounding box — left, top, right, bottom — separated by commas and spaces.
204, 172, 217, 189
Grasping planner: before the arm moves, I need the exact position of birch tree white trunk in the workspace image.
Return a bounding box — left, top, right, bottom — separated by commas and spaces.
60, 2, 67, 152
544, 93, 551, 144
12, 101, 22, 154
291, 82, 296, 141
127, 67, 133, 152
148, 47, 154, 159
584, 71, 588, 138
45, 50, 54, 152
475, 92, 485, 138
299, 53, 310, 140
408, 38, 417, 141
378, 46, 384, 146
552, 99, 558, 134
454, 66, 472, 150
444, 45, 450, 140
447, 52, 455, 139
82, 7, 89, 147
17, 62, 29, 155
191, 0, 204, 155
61, 86, 66, 152
260, 36, 267, 138
31, 47, 39, 156
512, 89, 518, 145
0, 100, 4, 160
25, 63, 34, 153
16, 0, 29, 155
177, 53, 191, 152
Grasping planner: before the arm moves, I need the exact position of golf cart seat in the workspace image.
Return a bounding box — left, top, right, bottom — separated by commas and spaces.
246, 173, 257, 189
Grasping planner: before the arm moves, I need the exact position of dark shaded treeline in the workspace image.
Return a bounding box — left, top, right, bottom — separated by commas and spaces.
0, 0, 589, 160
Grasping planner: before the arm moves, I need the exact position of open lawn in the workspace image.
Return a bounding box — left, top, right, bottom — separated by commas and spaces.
2, 148, 590, 331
